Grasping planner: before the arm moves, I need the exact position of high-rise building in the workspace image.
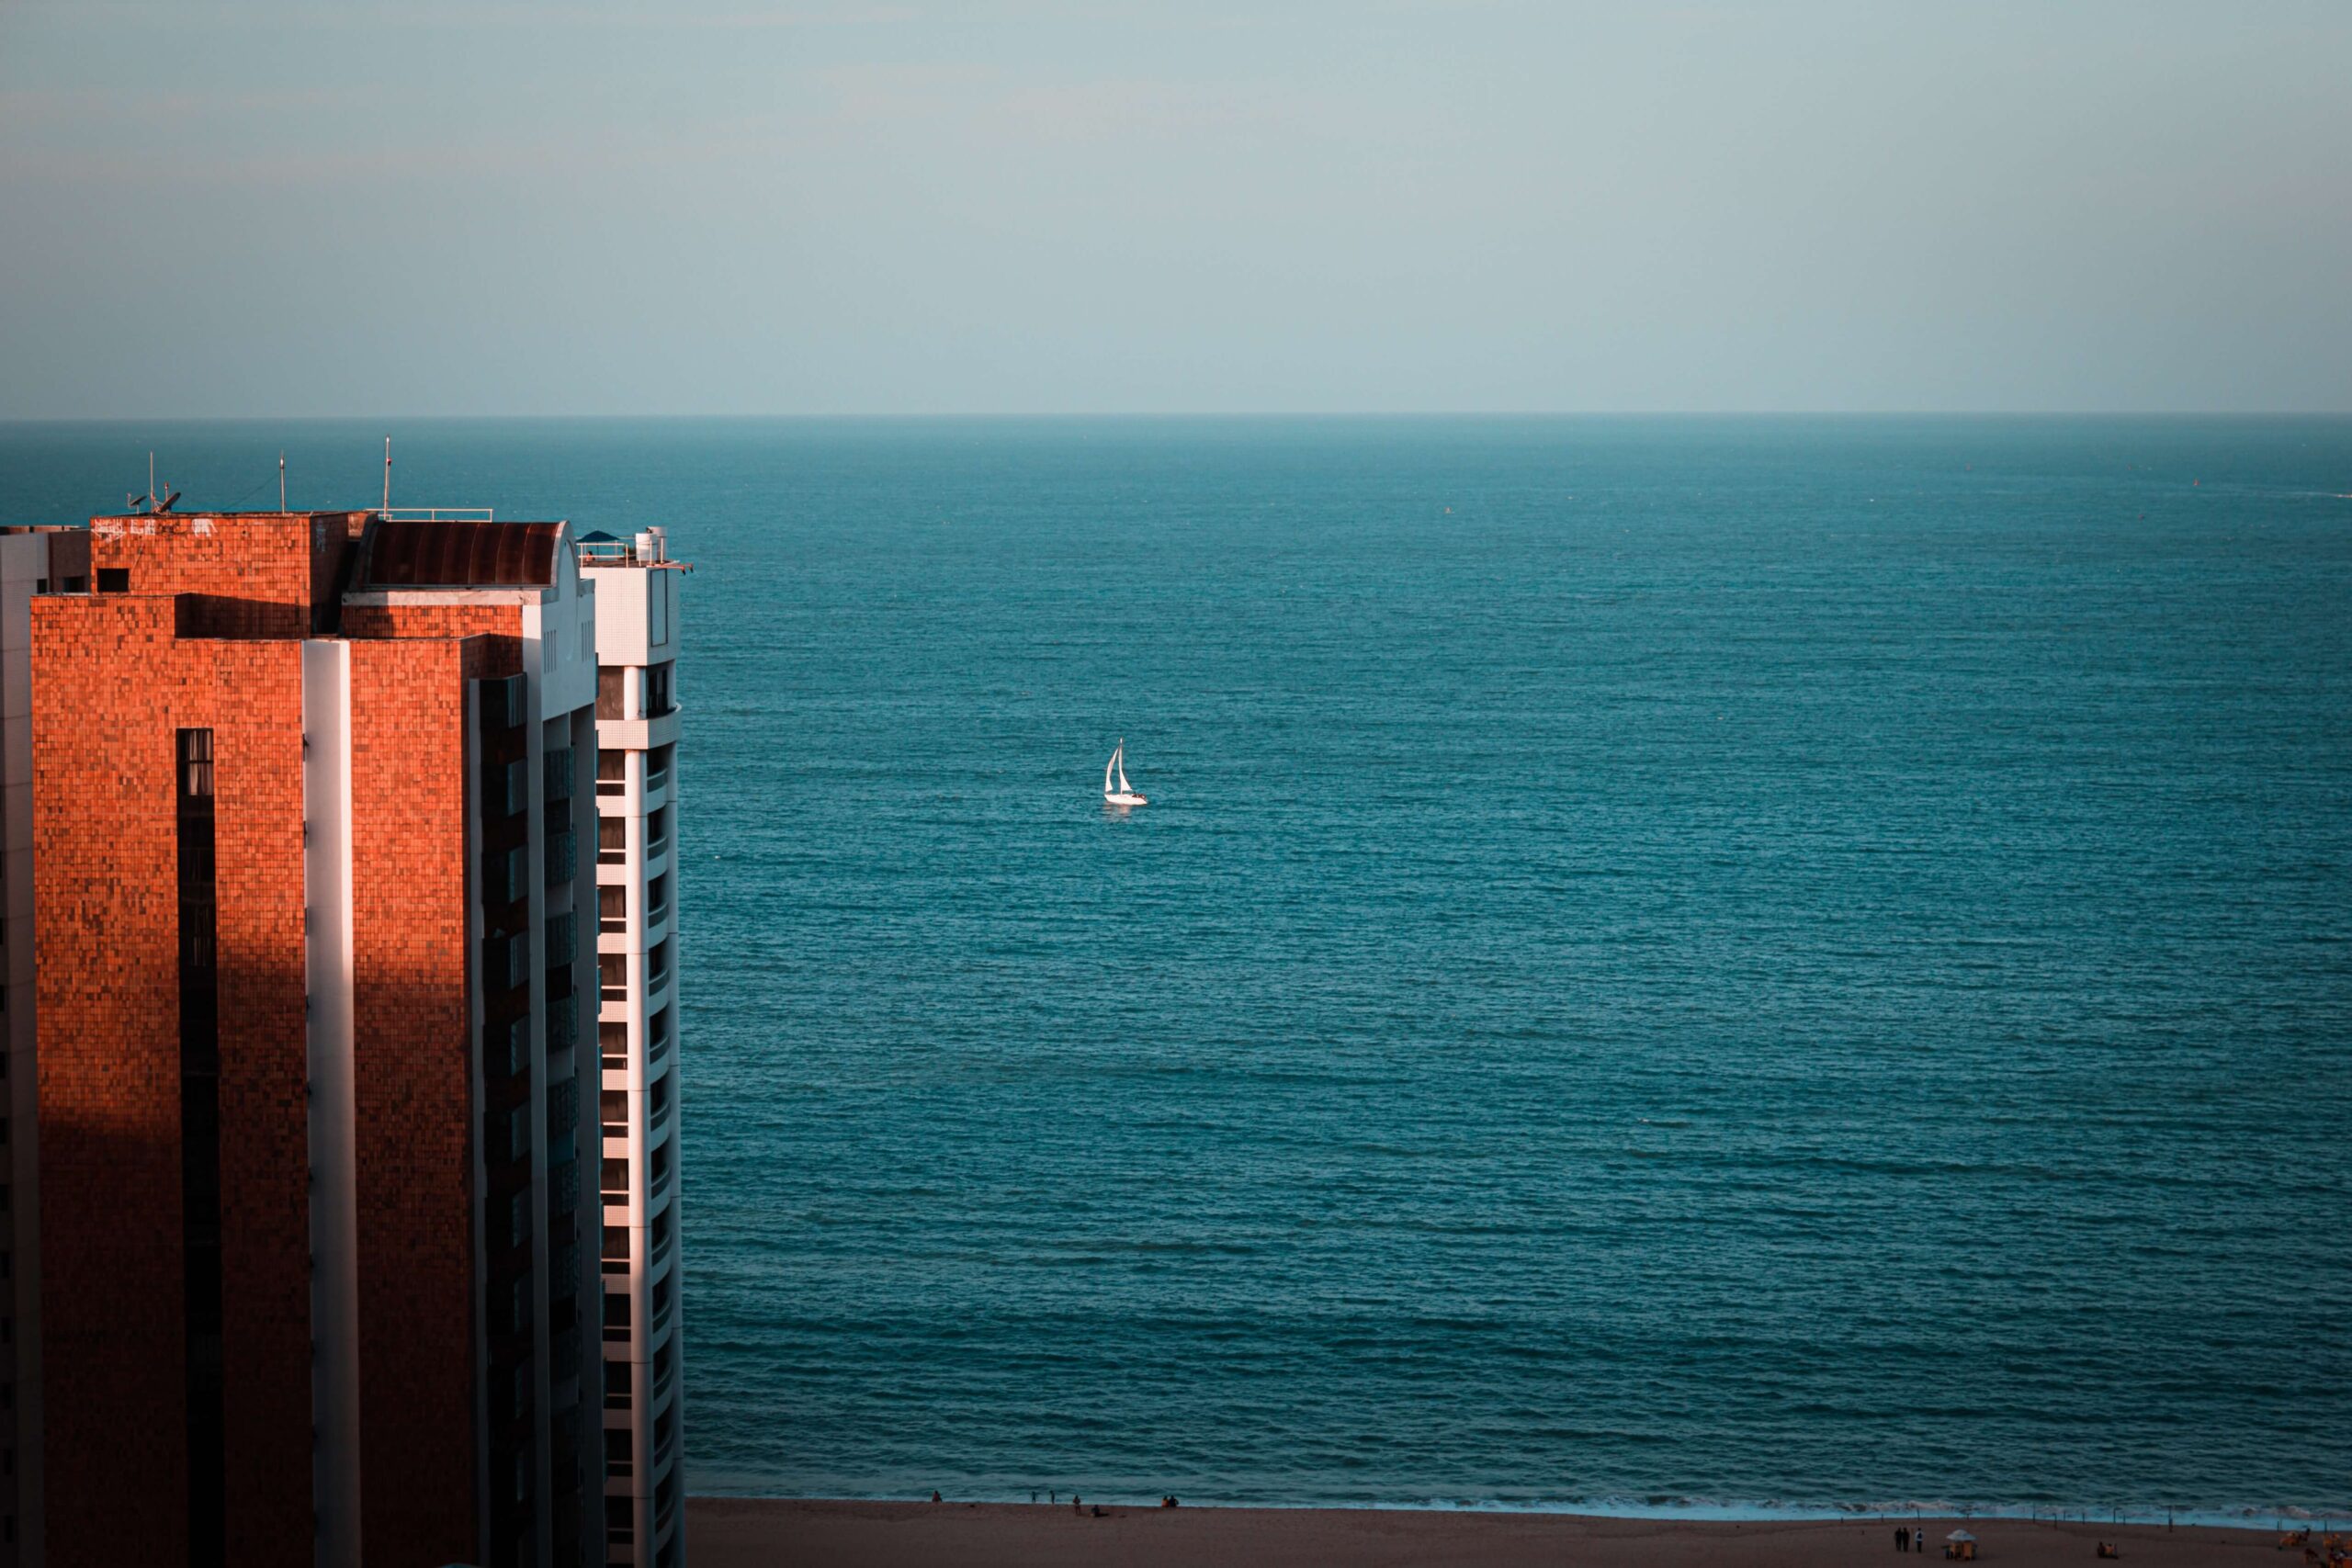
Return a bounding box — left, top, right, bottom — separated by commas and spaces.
576, 529, 687, 1568
29, 509, 607, 1568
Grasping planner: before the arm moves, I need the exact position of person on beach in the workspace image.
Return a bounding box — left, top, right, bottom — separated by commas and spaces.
1897, 1526, 1909, 1551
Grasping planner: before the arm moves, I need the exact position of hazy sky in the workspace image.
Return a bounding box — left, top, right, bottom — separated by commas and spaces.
3, 2, 2346, 416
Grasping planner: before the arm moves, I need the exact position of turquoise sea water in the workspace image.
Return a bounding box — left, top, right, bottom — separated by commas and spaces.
5, 417, 2348, 1521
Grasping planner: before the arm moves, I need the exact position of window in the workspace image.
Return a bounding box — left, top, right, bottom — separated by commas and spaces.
508, 1190, 532, 1250
603, 1224, 630, 1272
605, 1429, 634, 1480
646, 806, 669, 854
606, 1495, 634, 1543
600, 884, 627, 933
543, 826, 575, 887
652, 1208, 673, 1261
179, 728, 215, 798
652, 1339, 673, 1392
596, 666, 625, 721
600, 1089, 628, 1133
647, 938, 670, 989
501, 758, 526, 818
600, 952, 627, 1001
647, 1007, 671, 1062
545, 911, 577, 967
648, 742, 675, 786
649, 1073, 670, 1128
604, 1360, 632, 1412
596, 747, 626, 797
96, 567, 130, 593
513, 1276, 533, 1335
599, 1021, 628, 1068
597, 816, 627, 864
654, 1403, 676, 1463
647, 873, 669, 921
651, 1269, 673, 1326
650, 1140, 670, 1193
602, 1156, 628, 1198
646, 661, 674, 716
544, 746, 574, 804
604, 1288, 631, 1342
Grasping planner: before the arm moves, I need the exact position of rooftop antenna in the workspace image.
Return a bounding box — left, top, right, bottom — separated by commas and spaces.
279, 452, 287, 512
130, 451, 179, 515
381, 435, 392, 512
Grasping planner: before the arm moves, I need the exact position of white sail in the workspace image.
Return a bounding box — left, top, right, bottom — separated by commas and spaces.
1102, 739, 1146, 807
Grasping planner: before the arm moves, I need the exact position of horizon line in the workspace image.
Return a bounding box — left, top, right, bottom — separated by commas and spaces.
6, 409, 2352, 425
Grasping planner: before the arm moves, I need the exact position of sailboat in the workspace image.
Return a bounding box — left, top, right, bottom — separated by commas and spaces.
1103, 739, 1148, 807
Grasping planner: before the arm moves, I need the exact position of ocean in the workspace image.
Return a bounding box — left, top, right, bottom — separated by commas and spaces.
4, 416, 2347, 1522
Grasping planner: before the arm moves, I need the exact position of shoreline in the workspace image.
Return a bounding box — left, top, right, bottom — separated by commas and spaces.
686, 1497, 2297, 1566
687, 1492, 2322, 1533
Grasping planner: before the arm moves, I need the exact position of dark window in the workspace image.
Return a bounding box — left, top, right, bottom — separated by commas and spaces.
544, 746, 574, 803
600, 884, 627, 933
604, 1360, 632, 1411
652, 1269, 673, 1326
96, 567, 130, 593
652, 1207, 673, 1261
600, 953, 627, 1000
648, 742, 675, 784
596, 666, 624, 721
597, 816, 626, 864
605, 1429, 634, 1479
646, 805, 669, 852
175, 728, 225, 1568
647, 1006, 671, 1062
605, 1288, 631, 1341
597, 747, 627, 782
646, 661, 674, 716
606, 1495, 634, 1541
502, 758, 526, 818
545, 911, 577, 967
647, 873, 669, 920
647, 938, 670, 987
599, 1021, 627, 1068
650, 1073, 670, 1127
603, 1224, 629, 1261
650, 1141, 671, 1192
602, 1156, 628, 1197
600, 1089, 628, 1132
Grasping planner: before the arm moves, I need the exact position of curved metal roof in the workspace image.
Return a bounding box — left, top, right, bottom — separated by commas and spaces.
356, 519, 563, 589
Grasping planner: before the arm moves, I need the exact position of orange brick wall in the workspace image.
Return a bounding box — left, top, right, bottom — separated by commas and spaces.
32, 594, 314, 1568
340, 602, 525, 641
88, 511, 365, 636
346, 634, 514, 1568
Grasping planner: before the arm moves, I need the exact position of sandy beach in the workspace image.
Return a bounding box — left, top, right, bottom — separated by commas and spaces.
688, 1497, 2278, 1567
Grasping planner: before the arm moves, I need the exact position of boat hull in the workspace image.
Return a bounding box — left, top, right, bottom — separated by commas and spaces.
1104, 792, 1148, 807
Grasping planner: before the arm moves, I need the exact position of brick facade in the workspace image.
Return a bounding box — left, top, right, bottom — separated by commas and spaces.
31, 595, 314, 1568
346, 634, 512, 1567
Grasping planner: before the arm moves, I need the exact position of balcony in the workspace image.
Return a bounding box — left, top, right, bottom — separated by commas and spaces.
545, 829, 576, 887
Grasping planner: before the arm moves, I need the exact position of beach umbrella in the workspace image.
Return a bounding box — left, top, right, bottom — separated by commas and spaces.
1947, 1529, 1976, 1542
